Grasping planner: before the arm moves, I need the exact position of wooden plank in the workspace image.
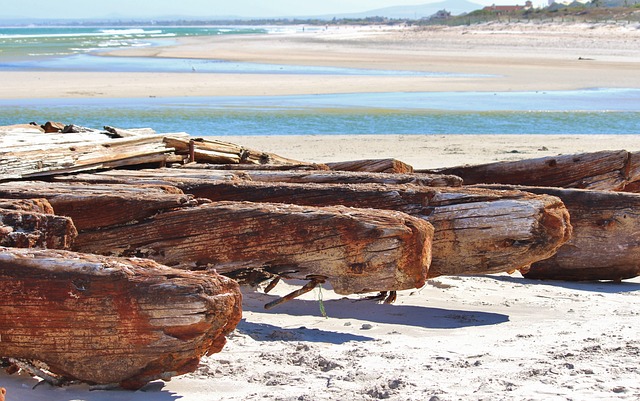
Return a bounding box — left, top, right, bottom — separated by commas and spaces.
74, 201, 434, 296
0, 181, 196, 231
163, 136, 310, 166
0, 130, 178, 180
0, 208, 77, 249
57, 167, 463, 188
0, 247, 242, 389
477, 184, 640, 281
423, 150, 640, 191
326, 158, 414, 174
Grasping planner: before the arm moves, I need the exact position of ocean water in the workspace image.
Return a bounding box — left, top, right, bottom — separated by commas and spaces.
1, 90, 638, 135
0, 26, 639, 135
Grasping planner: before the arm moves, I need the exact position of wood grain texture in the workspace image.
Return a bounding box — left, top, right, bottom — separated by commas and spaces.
326, 158, 414, 174
477, 184, 640, 281
0, 181, 197, 231
56, 167, 463, 188
0, 247, 242, 389
424, 150, 640, 191
67, 176, 569, 278
74, 201, 434, 295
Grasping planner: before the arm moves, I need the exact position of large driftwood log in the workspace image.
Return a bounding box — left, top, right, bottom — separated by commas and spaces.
74, 201, 433, 295
67, 176, 569, 278
0, 247, 242, 389
423, 150, 640, 192
0, 181, 197, 231
476, 184, 640, 281
326, 158, 414, 174
0, 208, 76, 249
57, 167, 463, 188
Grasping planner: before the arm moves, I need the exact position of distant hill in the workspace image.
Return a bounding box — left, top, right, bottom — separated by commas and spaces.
315, 0, 483, 19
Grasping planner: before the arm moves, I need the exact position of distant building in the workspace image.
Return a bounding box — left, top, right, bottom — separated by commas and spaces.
483, 1, 533, 13
430, 9, 452, 20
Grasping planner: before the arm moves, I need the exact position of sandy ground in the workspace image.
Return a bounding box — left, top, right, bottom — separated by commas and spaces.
0, 23, 639, 99
1, 23, 640, 401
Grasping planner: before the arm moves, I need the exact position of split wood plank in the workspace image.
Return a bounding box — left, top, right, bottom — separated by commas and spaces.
163, 136, 310, 166
0, 130, 183, 181
74, 201, 434, 296
422, 150, 640, 192
0, 247, 242, 389
477, 184, 640, 281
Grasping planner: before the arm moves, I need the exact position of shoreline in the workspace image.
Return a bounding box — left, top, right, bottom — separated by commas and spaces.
0, 23, 639, 99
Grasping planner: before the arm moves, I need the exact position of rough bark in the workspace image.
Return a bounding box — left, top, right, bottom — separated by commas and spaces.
74, 201, 434, 295
69, 177, 569, 278
0, 198, 54, 214
0, 208, 77, 249
476, 184, 640, 281
0, 247, 242, 389
423, 150, 640, 191
57, 167, 463, 188
0, 181, 197, 231
326, 158, 414, 174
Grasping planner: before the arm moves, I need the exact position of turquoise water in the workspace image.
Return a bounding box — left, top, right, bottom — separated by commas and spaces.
0, 26, 639, 134
1, 90, 638, 135
0, 26, 268, 60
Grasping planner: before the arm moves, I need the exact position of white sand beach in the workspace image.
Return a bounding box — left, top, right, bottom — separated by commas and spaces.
1, 22, 640, 401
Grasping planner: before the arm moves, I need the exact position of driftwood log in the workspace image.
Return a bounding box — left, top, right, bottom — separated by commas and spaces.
74, 201, 433, 295
424, 150, 640, 192
0, 181, 197, 231
64, 174, 570, 278
0, 247, 242, 389
0, 207, 76, 249
57, 167, 463, 187
326, 158, 414, 174
477, 184, 640, 281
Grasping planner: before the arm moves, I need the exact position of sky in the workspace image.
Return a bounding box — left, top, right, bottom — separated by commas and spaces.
2, 0, 533, 19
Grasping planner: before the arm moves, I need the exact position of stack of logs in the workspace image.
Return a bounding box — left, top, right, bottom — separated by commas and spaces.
1, 122, 639, 389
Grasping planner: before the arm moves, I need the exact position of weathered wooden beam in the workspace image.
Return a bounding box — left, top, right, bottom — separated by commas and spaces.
57, 167, 463, 188
0, 208, 77, 249
326, 158, 414, 174
0, 247, 242, 389
69, 177, 569, 278
0, 130, 179, 180
422, 150, 640, 191
476, 184, 640, 281
74, 201, 434, 296
0, 181, 197, 231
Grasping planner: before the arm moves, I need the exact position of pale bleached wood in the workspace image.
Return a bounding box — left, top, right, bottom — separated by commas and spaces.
476, 184, 640, 281
0, 130, 179, 180
0, 247, 242, 389
163, 136, 309, 166
423, 150, 640, 191
74, 201, 433, 296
